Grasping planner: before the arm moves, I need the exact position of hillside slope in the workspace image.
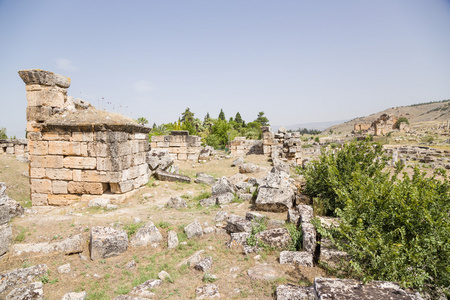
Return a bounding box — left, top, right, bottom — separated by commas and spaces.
325, 100, 450, 134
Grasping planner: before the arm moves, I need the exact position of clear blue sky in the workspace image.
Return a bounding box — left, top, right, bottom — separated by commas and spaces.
1, 0, 450, 137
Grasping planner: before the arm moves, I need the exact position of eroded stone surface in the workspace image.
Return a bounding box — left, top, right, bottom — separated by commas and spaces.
5, 281, 44, 300
279, 251, 313, 267
11, 234, 84, 256
167, 230, 179, 249
0, 264, 48, 294
247, 264, 281, 281
226, 215, 252, 234
166, 196, 187, 209
195, 173, 215, 186
130, 222, 163, 248
276, 284, 316, 300
195, 284, 220, 299
61, 291, 87, 300
129, 279, 162, 298
195, 256, 213, 272
211, 177, 235, 195
90, 226, 128, 260
185, 220, 203, 239
255, 228, 291, 249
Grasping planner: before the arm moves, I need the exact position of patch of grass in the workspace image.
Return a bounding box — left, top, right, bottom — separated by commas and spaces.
285, 222, 302, 251
14, 226, 28, 243
231, 193, 244, 203
87, 291, 109, 300
203, 273, 217, 283
123, 222, 144, 238
157, 221, 172, 229
115, 284, 131, 295
193, 191, 211, 201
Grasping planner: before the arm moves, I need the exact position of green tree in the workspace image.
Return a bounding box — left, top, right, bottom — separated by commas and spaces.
255, 111, 269, 126
0, 127, 7, 139
394, 117, 409, 129
234, 112, 243, 124
218, 109, 226, 121
181, 107, 194, 123
136, 117, 148, 126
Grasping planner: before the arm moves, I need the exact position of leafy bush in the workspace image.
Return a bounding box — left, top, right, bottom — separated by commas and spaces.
313, 167, 449, 291
393, 117, 409, 129
300, 139, 387, 216
285, 223, 302, 251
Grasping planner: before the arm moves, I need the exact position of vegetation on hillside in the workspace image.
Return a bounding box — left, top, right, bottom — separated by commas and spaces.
300, 139, 449, 293
147, 108, 270, 149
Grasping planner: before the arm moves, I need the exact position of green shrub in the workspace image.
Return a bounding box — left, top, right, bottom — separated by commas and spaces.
123, 222, 144, 238
393, 117, 409, 129
313, 167, 449, 291
301, 139, 387, 216
285, 223, 302, 251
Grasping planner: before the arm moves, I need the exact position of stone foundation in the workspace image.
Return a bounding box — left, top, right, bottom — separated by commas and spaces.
150, 131, 202, 161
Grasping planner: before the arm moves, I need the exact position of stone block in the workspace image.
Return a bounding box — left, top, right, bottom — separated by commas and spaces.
31, 155, 64, 169
67, 182, 108, 195
27, 132, 42, 141
279, 251, 313, 267
46, 168, 73, 180
5, 147, 14, 154
110, 180, 134, 194
89, 226, 128, 260
157, 142, 169, 148
130, 221, 163, 248
26, 89, 64, 107
31, 193, 48, 206
134, 174, 150, 188
26, 106, 52, 122
132, 152, 146, 166
184, 220, 203, 239
87, 142, 109, 157
63, 157, 97, 169
118, 141, 132, 156
80, 170, 106, 182
73, 170, 81, 181
255, 228, 292, 249
94, 131, 128, 143
42, 131, 71, 141
276, 285, 316, 300
71, 132, 94, 142
80, 142, 88, 156
28, 140, 49, 156
52, 181, 68, 194
47, 194, 79, 206
30, 168, 46, 179
30, 179, 52, 194
155, 170, 191, 183
135, 133, 147, 140
48, 141, 81, 156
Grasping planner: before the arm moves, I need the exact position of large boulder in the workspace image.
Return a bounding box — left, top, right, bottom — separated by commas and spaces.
255, 187, 295, 212
184, 220, 203, 239
211, 177, 235, 195
239, 163, 261, 174
255, 228, 292, 249
194, 173, 215, 186
225, 215, 252, 234
130, 222, 163, 248
89, 227, 128, 260
166, 197, 187, 209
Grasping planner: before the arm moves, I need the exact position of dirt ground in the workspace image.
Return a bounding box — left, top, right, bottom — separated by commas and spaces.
0, 153, 327, 300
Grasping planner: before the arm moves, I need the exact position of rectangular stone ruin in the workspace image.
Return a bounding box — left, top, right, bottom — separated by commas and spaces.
19, 69, 151, 206
0, 139, 27, 156
150, 130, 202, 161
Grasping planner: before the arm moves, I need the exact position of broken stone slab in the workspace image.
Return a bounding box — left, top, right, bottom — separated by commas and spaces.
239, 163, 261, 173
90, 227, 128, 260
313, 277, 424, 300
216, 192, 234, 205
185, 220, 203, 239
199, 196, 216, 207
6, 281, 44, 300
225, 214, 252, 234
195, 256, 213, 272
129, 279, 162, 298
194, 173, 215, 186
279, 251, 313, 267
214, 211, 228, 222
57, 263, 71, 274
298, 204, 314, 224
176, 250, 204, 268
11, 234, 84, 256
302, 223, 316, 254
267, 219, 286, 229
166, 196, 187, 209
245, 212, 266, 222
146, 149, 174, 171
235, 181, 253, 191
61, 291, 87, 300
0, 264, 48, 294
195, 283, 220, 299
231, 157, 244, 167
276, 284, 316, 300
255, 228, 292, 249
0, 224, 12, 256
167, 230, 179, 249
18, 69, 71, 88
264, 169, 291, 189
227, 232, 250, 248
88, 198, 110, 208
248, 264, 282, 281
155, 170, 191, 183
211, 176, 235, 195
287, 208, 300, 227
130, 221, 163, 248
255, 187, 295, 212
319, 248, 348, 270
237, 193, 253, 201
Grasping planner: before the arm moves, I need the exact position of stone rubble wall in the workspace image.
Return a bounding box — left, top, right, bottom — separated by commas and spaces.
384, 145, 450, 169
150, 132, 202, 161
0, 139, 28, 156
229, 137, 263, 156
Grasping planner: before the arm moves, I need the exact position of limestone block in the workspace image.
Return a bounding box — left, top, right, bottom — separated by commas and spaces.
130, 221, 163, 248
26, 106, 52, 122
110, 180, 134, 194
71, 132, 94, 142
157, 142, 169, 148
118, 141, 132, 156
89, 226, 128, 260
67, 182, 108, 195
5, 281, 44, 299
302, 223, 316, 253
138, 140, 149, 152
151, 135, 164, 142
26, 89, 64, 107
47, 194, 79, 206
52, 181, 68, 194
19, 69, 71, 88
31, 193, 48, 206
87, 142, 108, 157
279, 251, 313, 267
135, 133, 147, 140
27, 132, 42, 141
276, 285, 316, 300
25, 84, 43, 91
188, 153, 199, 161
184, 220, 203, 239
42, 131, 71, 141
255, 228, 292, 250
134, 174, 150, 189
132, 152, 146, 166
48, 141, 81, 156
0, 264, 48, 295
130, 140, 139, 154
0, 224, 12, 256
46, 168, 72, 180
14, 145, 25, 155
226, 215, 252, 234
30, 168, 46, 179
80, 142, 88, 156
80, 170, 107, 182
6, 147, 14, 154
73, 170, 81, 181
94, 131, 128, 143
63, 157, 97, 169
167, 230, 178, 249
30, 179, 52, 194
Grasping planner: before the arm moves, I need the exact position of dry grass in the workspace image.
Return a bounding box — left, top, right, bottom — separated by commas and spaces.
0, 153, 30, 207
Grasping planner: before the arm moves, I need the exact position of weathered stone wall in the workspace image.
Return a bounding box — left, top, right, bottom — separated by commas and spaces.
19, 69, 151, 206
150, 131, 202, 161
229, 137, 263, 156
0, 139, 27, 156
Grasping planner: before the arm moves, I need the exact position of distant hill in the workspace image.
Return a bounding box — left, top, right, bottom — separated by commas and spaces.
324, 99, 450, 134
272, 120, 349, 132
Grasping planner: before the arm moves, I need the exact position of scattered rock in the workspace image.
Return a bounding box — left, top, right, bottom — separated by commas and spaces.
125, 260, 136, 269
298, 204, 313, 224
279, 251, 313, 267
267, 219, 285, 229
195, 284, 220, 299
129, 279, 162, 298
61, 291, 87, 300
166, 196, 187, 209
287, 208, 300, 226
255, 180, 295, 212
227, 232, 250, 248
231, 157, 244, 167
195, 256, 213, 272
106, 204, 118, 210
185, 220, 203, 239
237, 193, 252, 201
248, 264, 281, 281
89, 227, 128, 260
88, 198, 110, 208
199, 196, 216, 207
245, 212, 266, 222
302, 223, 316, 253
155, 170, 191, 183
11, 234, 84, 256
130, 221, 163, 248
0, 224, 12, 256
211, 177, 235, 195
158, 270, 171, 281
167, 230, 179, 249
216, 192, 234, 205
6, 281, 44, 300
255, 228, 292, 249
0, 264, 48, 294
203, 227, 214, 235
226, 215, 252, 233
276, 284, 316, 300
57, 263, 71, 274
214, 211, 228, 222
176, 250, 204, 268
239, 163, 261, 173
195, 173, 215, 186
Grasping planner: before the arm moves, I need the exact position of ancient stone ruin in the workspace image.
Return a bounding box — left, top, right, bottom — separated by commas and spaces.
19, 69, 151, 206
353, 113, 410, 136
150, 130, 202, 161
0, 139, 27, 157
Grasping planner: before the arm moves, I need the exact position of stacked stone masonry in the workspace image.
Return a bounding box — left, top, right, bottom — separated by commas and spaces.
19, 69, 151, 206
150, 131, 202, 161
0, 139, 27, 156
